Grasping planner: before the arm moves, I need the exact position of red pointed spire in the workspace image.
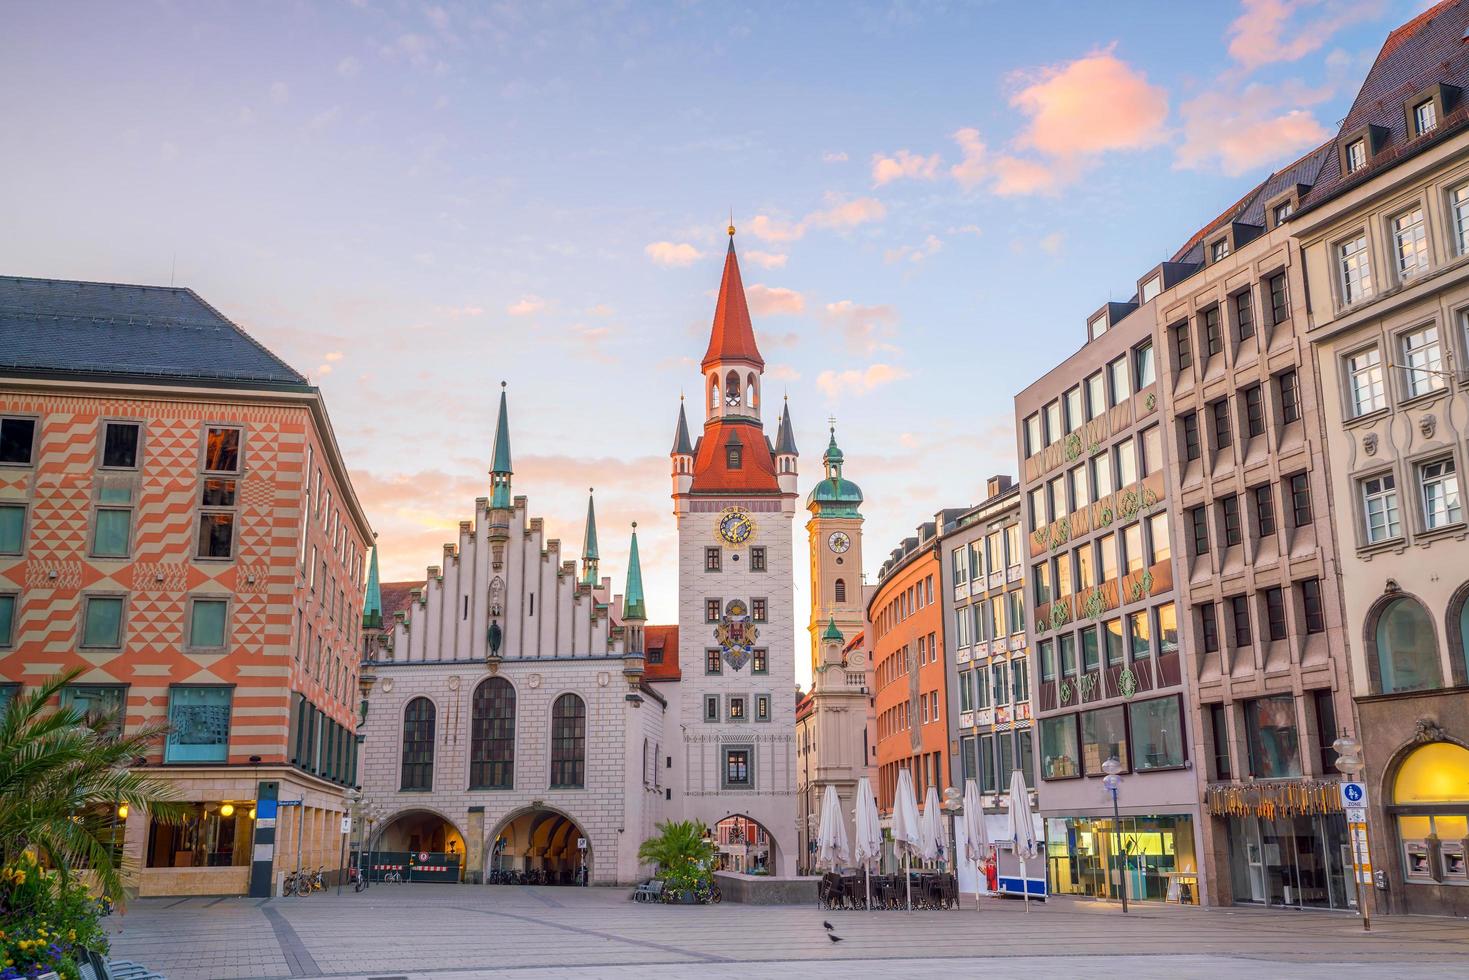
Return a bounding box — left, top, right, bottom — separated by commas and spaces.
701, 230, 765, 372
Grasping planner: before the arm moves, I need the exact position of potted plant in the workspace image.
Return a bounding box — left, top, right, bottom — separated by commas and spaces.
637, 820, 716, 904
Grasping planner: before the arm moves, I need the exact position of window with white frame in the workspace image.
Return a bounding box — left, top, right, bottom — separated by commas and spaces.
1338, 233, 1373, 304
1419, 457, 1462, 530
1140, 276, 1161, 304
1211, 239, 1229, 262
1401, 325, 1445, 398
1064, 386, 1083, 433
1347, 347, 1386, 417
1361, 473, 1401, 544
1391, 207, 1429, 280
1273, 201, 1294, 225
1345, 139, 1366, 173
1414, 99, 1437, 135
1453, 184, 1469, 255
1085, 371, 1106, 420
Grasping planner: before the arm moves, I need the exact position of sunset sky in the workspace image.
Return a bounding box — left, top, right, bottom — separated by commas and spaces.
1, 0, 1423, 685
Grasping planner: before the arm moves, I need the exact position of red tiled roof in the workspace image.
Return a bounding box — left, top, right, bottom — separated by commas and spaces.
379, 580, 421, 625
841, 630, 865, 656
700, 239, 765, 371
690, 420, 780, 493
797, 691, 814, 721
644, 624, 680, 681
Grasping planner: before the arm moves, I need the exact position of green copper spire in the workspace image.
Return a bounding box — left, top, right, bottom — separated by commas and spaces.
623, 521, 646, 621
362, 545, 383, 630
490, 382, 513, 509
580, 489, 600, 586
822, 614, 843, 644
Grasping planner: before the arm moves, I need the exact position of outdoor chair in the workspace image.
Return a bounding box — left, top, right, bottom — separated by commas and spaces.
633, 878, 664, 903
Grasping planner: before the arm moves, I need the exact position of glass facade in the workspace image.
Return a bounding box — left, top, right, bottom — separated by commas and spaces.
1224, 813, 1353, 909
1046, 814, 1199, 904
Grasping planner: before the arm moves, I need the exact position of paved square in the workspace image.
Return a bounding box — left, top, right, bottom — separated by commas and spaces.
107, 884, 1469, 979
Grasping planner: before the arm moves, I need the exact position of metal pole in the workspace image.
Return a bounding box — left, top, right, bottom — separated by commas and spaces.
295, 803, 304, 879
1111, 787, 1129, 914
336, 810, 347, 897
1349, 820, 1372, 932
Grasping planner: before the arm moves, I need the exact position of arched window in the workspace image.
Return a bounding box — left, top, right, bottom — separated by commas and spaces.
725, 371, 742, 407
710, 375, 719, 411
835, 578, 847, 603
1374, 596, 1442, 693
746, 372, 758, 408
470, 678, 515, 790
550, 693, 586, 788
401, 697, 436, 791
1391, 742, 1469, 870
1451, 583, 1469, 688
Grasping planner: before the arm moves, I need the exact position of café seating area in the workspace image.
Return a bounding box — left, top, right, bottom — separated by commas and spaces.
820, 870, 960, 910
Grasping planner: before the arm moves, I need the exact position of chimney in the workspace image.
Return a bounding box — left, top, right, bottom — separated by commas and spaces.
987, 474, 1013, 498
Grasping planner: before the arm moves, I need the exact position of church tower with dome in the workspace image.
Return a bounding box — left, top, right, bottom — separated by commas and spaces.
805, 426, 865, 673
668, 223, 799, 876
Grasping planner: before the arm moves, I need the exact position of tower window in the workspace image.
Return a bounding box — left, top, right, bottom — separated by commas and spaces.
834, 578, 847, 603
727, 447, 742, 469
726, 371, 741, 407
750, 547, 767, 572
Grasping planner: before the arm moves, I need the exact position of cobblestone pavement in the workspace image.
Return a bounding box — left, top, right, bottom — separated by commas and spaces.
107, 884, 1469, 980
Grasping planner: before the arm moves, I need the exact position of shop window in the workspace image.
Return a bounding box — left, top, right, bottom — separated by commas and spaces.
165, 686, 233, 763
1081, 705, 1128, 775
1393, 742, 1469, 886
1245, 695, 1301, 778
1374, 595, 1443, 694
1131, 695, 1186, 771
146, 801, 255, 868
1039, 714, 1080, 780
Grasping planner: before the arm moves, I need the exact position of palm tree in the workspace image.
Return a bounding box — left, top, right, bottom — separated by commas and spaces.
0, 669, 184, 903
637, 819, 716, 888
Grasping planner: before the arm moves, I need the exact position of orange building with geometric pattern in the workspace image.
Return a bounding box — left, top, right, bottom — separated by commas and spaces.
0, 275, 372, 897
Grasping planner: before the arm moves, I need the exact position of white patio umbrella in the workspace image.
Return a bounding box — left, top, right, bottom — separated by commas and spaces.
891, 768, 922, 912
816, 784, 851, 871
1007, 768, 1040, 913
918, 785, 942, 867
852, 776, 882, 913
963, 778, 989, 911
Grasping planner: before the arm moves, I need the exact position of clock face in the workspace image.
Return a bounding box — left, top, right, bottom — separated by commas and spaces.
828, 530, 852, 554
717, 507, 756, 546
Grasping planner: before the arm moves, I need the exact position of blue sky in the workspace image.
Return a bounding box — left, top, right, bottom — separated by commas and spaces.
1, 0, 1425, 685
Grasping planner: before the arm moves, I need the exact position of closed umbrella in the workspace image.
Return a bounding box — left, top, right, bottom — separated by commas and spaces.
1007, 768, 1040, 913
892, 768, 921, 912
963, 778, 988, 910
852, 776, 882, 913
919, 785, 942, 866
816, 784, 850, 871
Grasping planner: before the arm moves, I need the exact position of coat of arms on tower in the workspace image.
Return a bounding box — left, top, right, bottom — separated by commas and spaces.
715, 599, 759, 671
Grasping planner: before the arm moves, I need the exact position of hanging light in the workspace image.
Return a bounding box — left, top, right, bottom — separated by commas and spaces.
220, 803, 236, 818
248, 807, 257, 820
117, 803, 129, 820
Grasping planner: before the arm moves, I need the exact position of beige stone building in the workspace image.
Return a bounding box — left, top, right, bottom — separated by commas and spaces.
1292, 0, 1469, 917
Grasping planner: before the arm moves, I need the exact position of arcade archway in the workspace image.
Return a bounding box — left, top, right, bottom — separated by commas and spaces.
489, 807, 591, 885
712, 815, 778, 874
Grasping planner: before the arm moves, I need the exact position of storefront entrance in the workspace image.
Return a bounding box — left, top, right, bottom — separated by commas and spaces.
1046, 814, 1198, 904
1224, 813, 1353, 910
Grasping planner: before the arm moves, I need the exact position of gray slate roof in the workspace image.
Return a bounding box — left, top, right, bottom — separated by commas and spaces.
0, 275, 310, 388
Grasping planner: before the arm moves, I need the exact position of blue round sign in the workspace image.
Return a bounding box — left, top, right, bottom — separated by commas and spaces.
1344, 783, 1364, 803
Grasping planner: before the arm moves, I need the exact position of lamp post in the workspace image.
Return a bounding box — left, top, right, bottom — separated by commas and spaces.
337, 789, 361, 895
1333, 732, 1371, 932
1101, 756, 1128, 914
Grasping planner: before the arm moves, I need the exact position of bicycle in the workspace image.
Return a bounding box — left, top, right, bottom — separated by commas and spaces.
383, 869, 402, 883
310, 866, 326, 892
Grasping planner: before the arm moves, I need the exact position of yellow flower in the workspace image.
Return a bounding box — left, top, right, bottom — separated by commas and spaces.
13, 871, 25, 885
68, 930, 77, 941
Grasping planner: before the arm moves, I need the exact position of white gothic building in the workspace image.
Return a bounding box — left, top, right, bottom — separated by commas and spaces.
357, 228, 800, 883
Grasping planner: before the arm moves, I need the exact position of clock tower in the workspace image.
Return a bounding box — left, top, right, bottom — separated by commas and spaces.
805, 427, 865, 673
669, 224, 799, 876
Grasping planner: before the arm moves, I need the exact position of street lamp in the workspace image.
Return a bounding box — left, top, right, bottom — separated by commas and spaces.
1101, 756, 1128, 914
1333, 732, 1372, 932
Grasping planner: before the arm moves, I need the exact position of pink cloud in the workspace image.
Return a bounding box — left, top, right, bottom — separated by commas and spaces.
824, 300, 899, 356
746, 195, 886, 243
1227, 0, 1385, 72
746, 214, 804, 243
746, 284, 806, 316
949, 128, 989, 189
816, 363, 910, 399
1009, 47, 1169, 158
872, 149, 943, 186
991, 155, 1068, 196
506, 295, 545, 316
744, 250, 788, 269
1175, 80, 1332, 175
883, 235, 943, 265
644, 241, 705, 266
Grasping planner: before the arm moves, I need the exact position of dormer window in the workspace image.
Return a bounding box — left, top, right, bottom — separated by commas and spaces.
1210, 239, 1230, 262
727, 447, 742, 469
1089, 313, 1108, 340
1140, 275, 1161, 304
1273, 201, 1294, 225
1345, 139, 1367, 173
1414, 99, 1437, 135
